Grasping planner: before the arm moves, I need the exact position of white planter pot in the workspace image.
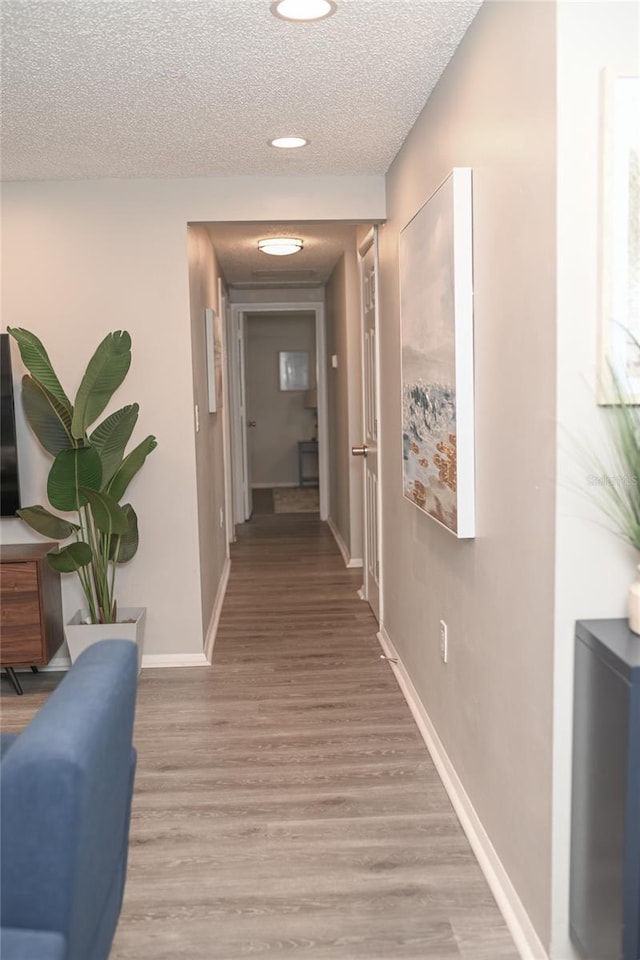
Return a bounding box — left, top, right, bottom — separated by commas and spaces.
65, 607, 146, 673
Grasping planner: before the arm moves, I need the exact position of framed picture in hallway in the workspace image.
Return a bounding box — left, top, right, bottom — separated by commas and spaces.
597, 72, 640, 404
399, 167, 475, 538
205, 307, 223, 413
278, 351, 310, 391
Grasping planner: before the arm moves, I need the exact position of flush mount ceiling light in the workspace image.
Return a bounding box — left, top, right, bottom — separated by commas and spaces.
258, 237, 303, 256
270, 0, 337, 22
269, 136, 309, 149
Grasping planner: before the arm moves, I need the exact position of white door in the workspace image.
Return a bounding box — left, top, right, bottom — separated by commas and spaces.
218, 281, 234, 546
230, 308, 252, 524
239, 314, 252, 521
354, 230, 381, 622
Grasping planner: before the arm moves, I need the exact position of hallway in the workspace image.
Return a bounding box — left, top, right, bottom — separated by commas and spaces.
1, 515, 519, 959
119, 513, 519, 958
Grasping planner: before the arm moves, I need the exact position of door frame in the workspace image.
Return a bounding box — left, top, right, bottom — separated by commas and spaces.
217, 278, 235, 548
228, 300, 329, 522
358, 227, 384, 623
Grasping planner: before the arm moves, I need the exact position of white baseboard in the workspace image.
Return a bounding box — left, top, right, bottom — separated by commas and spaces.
41, 654, 70, 672
141, 652, 210, 668
10, 651, 211, 672
251, 482, 298, 489
327, 517, 363, 569
204, 556, 231, 662
377, 624, 548, 960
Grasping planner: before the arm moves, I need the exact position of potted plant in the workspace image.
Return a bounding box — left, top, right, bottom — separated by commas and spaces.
7, 327, 157, 666
582, 361, 640, 631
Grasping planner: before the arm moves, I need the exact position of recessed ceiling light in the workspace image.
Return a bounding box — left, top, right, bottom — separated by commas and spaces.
269, 136, 309, 149
258, 238, 304, 256
270, 0, 337, 22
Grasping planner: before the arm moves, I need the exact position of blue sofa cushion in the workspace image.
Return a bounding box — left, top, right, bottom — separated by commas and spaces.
1, 639, 138, 960
0, 926, 66, 960
0, 732, 19, 759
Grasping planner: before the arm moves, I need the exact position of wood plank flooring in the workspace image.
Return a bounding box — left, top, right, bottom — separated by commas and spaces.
1, 514, 518, 959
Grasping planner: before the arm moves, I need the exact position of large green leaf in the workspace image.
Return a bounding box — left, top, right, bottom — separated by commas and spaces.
7, 328, 71, 410
80, 487, 128, 535
71, 331, 132, 439
17, 505, 79, 540
89, 404, 139, 486
47, 542, 93, 573
108, 503, 139, 563
47, 447, 103, 512
22, 376, 75, 455
107, 434, 157, 503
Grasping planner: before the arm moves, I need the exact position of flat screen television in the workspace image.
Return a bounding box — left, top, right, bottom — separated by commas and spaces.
1, 333, 22, 517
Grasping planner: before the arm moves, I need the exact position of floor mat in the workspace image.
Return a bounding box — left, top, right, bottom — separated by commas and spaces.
272, 487, 319, 513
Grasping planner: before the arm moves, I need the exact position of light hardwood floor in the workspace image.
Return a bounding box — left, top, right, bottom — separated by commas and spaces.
1, 514, 518, 959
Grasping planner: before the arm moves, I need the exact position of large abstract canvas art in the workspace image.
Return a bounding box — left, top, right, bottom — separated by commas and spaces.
400, 168, 475, 538
598, 73, 640, 404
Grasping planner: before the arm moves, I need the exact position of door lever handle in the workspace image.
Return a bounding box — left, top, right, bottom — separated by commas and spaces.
247, 421, 256, 428
351, 444, 368, 458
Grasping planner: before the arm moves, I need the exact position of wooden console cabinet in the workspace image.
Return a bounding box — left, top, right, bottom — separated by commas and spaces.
1, 543, 63, 693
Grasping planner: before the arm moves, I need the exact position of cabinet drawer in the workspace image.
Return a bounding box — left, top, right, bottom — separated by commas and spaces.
1, 635, 44, 664
0, 618, 44, 664
0, 547, 63, 671
1, 562, 44, 664
2, 562, 38, 593
2, 596, 41, 628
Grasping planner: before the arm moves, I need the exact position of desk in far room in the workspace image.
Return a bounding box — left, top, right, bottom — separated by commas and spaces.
297, 440, 319, 487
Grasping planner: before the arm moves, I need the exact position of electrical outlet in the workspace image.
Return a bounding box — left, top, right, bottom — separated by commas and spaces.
194, 404, 200, 433
219, 507, 224, 528
439, 620, 448, 663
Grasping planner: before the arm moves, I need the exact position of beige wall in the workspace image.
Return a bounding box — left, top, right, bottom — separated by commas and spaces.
0, 175, 385, 657
553, 4, 640, 957
187, 225, 228, 642
246, 313, 316, 486
379, 0, 556, 947
0, 187, 204, 657
229, 287, 325, 304
326, 247, 363, 562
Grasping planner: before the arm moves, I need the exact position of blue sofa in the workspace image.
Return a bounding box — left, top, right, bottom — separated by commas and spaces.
0, 639, 139, 960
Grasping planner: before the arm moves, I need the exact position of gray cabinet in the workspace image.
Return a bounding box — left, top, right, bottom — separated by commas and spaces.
297, 440, 318, 487
571, 619, 640, 960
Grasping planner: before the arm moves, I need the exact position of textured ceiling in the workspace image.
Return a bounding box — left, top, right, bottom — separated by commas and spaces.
1, 0, 481, 182
207, 221, 359, 286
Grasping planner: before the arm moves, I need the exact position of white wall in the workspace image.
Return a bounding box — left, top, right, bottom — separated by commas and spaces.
379, 1, 556, 949
1, 175, 385, 656
1, 190, 204, 658
553, 4, 640, 957
187, 225, 228, 643
246, 313, 316, 486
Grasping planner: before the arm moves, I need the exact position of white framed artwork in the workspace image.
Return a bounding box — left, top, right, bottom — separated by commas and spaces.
598, 72, 640, 404
399, 167, 475, 538
278, 351, 309, 391
205, 307, 223, 413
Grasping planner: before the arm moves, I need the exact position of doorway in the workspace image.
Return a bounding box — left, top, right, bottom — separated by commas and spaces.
246, 311, 318, 514
229, 301, 328, 524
